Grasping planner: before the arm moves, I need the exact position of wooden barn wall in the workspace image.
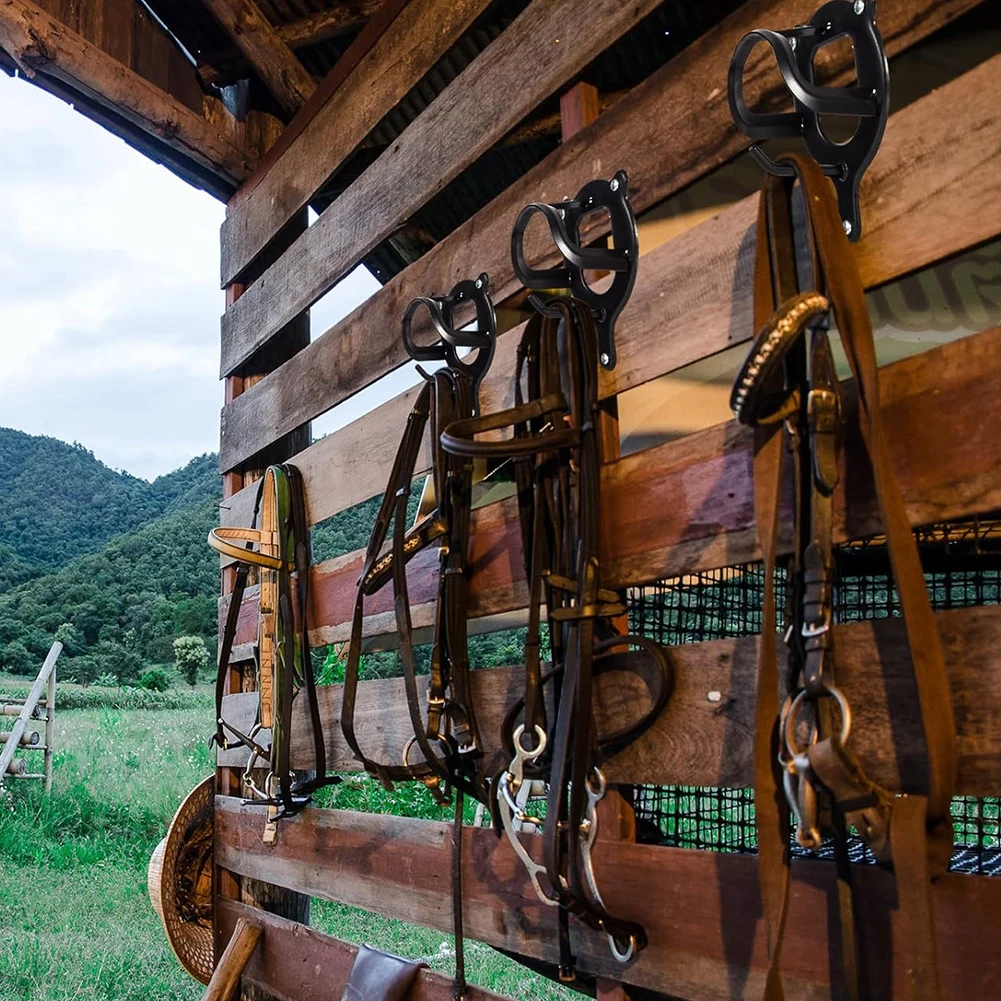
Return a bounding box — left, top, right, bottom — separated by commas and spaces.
32, 0, 204, 112
212, 1, 1001, 999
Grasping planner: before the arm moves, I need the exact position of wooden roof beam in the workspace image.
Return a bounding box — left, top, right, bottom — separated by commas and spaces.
198, 0, 383, 87
0, 0, 253, 188
200, 0, 316, 116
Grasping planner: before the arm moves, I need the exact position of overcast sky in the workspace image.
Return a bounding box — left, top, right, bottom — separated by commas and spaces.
0, 71, 386, 481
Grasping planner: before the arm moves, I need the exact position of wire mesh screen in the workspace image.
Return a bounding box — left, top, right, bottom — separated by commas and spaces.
628, 516, 1001, 875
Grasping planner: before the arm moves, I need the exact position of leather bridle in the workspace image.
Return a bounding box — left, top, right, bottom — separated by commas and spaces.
210, 464, 339, 837
340, 337, 492, 1000
340, 364, 488, 807
442, 298, 673, 980
734, 152, 957, 1001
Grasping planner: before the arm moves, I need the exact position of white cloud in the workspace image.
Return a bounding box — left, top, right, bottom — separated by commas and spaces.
0, 72, 380, 480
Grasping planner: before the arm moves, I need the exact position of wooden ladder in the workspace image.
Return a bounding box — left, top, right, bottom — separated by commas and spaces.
0, 641, 61, 791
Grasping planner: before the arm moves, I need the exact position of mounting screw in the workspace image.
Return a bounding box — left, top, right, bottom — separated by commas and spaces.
854, 0, 865, 14
842, 219, 853, 236
474, 277, 484, 289
609, 177, 619, 192
600, 352, 610, 365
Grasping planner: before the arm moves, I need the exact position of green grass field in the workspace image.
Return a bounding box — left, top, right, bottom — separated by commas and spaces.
0, 702, 568, 1001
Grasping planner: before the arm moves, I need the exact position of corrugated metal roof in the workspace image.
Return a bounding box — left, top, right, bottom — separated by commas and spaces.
143, 0, 745, 273
341, 0, 747, 282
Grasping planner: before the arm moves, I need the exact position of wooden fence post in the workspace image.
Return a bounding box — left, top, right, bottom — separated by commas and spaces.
216, 212, 312, 1001
44, 656, 55, 793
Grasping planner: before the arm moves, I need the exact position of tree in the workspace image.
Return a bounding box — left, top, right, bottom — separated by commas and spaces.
2, 640, 32, 675
173, 635, 210, 686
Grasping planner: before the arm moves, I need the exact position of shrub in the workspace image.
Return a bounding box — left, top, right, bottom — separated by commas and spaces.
1, 640, 33, 675
173, 635, 209, 686
139, 666, 171, 692
0, 683, 209, 711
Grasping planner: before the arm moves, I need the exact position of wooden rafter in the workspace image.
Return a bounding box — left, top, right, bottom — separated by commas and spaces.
198, 0, 383, 87
0, 0, 253, 188
200, 0, 316, 116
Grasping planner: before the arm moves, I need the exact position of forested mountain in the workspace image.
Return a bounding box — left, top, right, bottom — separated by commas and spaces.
0, 429, 221, 682
0, 428, 218, 575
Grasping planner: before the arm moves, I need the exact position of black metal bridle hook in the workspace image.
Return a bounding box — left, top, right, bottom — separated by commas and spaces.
511, 170, 638, 369
402, 273, 497, 415
727, 0, 889, 241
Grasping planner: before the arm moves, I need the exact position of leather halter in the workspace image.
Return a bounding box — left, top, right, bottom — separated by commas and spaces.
210, 464, 338, 838
736, 153, 957, 1001
340, 365, 488, 806
442, 299, 673, 979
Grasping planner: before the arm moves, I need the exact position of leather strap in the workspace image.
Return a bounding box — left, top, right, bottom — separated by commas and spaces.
744, 154, 956, 1001
210, 464, 339, 821
441, 299, 673, 977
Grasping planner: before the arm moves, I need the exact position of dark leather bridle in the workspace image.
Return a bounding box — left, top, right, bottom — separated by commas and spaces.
340, 364, 488, 807
340, 284, 496, 999
442, 298, 673, 980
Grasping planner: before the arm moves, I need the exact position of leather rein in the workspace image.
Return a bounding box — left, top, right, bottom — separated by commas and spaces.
734, 153, 957, 1001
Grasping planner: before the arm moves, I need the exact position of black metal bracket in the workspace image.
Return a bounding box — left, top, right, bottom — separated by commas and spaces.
402, 273, 497, 415
727, 0, 889, 242
511, 170, 638, 369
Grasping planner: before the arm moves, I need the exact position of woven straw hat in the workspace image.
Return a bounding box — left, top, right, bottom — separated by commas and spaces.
148, 776, 215, 983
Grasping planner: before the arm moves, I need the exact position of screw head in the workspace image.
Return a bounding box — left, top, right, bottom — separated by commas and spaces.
842, 219, 853, 236
854, 0, 865, 14
609, 177, 619, 192
474, 277, 484, 289
600, 352, 610, 365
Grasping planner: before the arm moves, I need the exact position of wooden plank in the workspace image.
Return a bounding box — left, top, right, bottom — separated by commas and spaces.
217, 1, 996, 468
217, 898, 512, 1001
203, 915, 262, 1001
224, 382, 425, 530
218, 604, 1001, 797
223, 322, 1001, 645
0, 0, 253, 187
219, 0, 667, 365
220, 0, 489, 286
214, 799, 1001, 1001
201, 0, 316, 116
225, 0, 414, 211
199, 0, 384, 88
215, 237, 312, 995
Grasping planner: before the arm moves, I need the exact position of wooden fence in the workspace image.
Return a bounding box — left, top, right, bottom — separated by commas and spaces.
213, 2, 1001, 999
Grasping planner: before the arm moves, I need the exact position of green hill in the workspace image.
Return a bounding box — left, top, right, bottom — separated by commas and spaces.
0, 429, 220, 683
0, 427, 219, 575
0, 429, 522, 687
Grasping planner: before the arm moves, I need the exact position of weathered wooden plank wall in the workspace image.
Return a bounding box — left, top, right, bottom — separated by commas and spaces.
223, 325, 1001, 645
218, 0, 671, 372
215, 799, 1001, 1001
211, 1, 1001, 999
218, 30, 1001, 472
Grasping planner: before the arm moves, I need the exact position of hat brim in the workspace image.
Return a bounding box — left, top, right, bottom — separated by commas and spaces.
148, 776, 215, 984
